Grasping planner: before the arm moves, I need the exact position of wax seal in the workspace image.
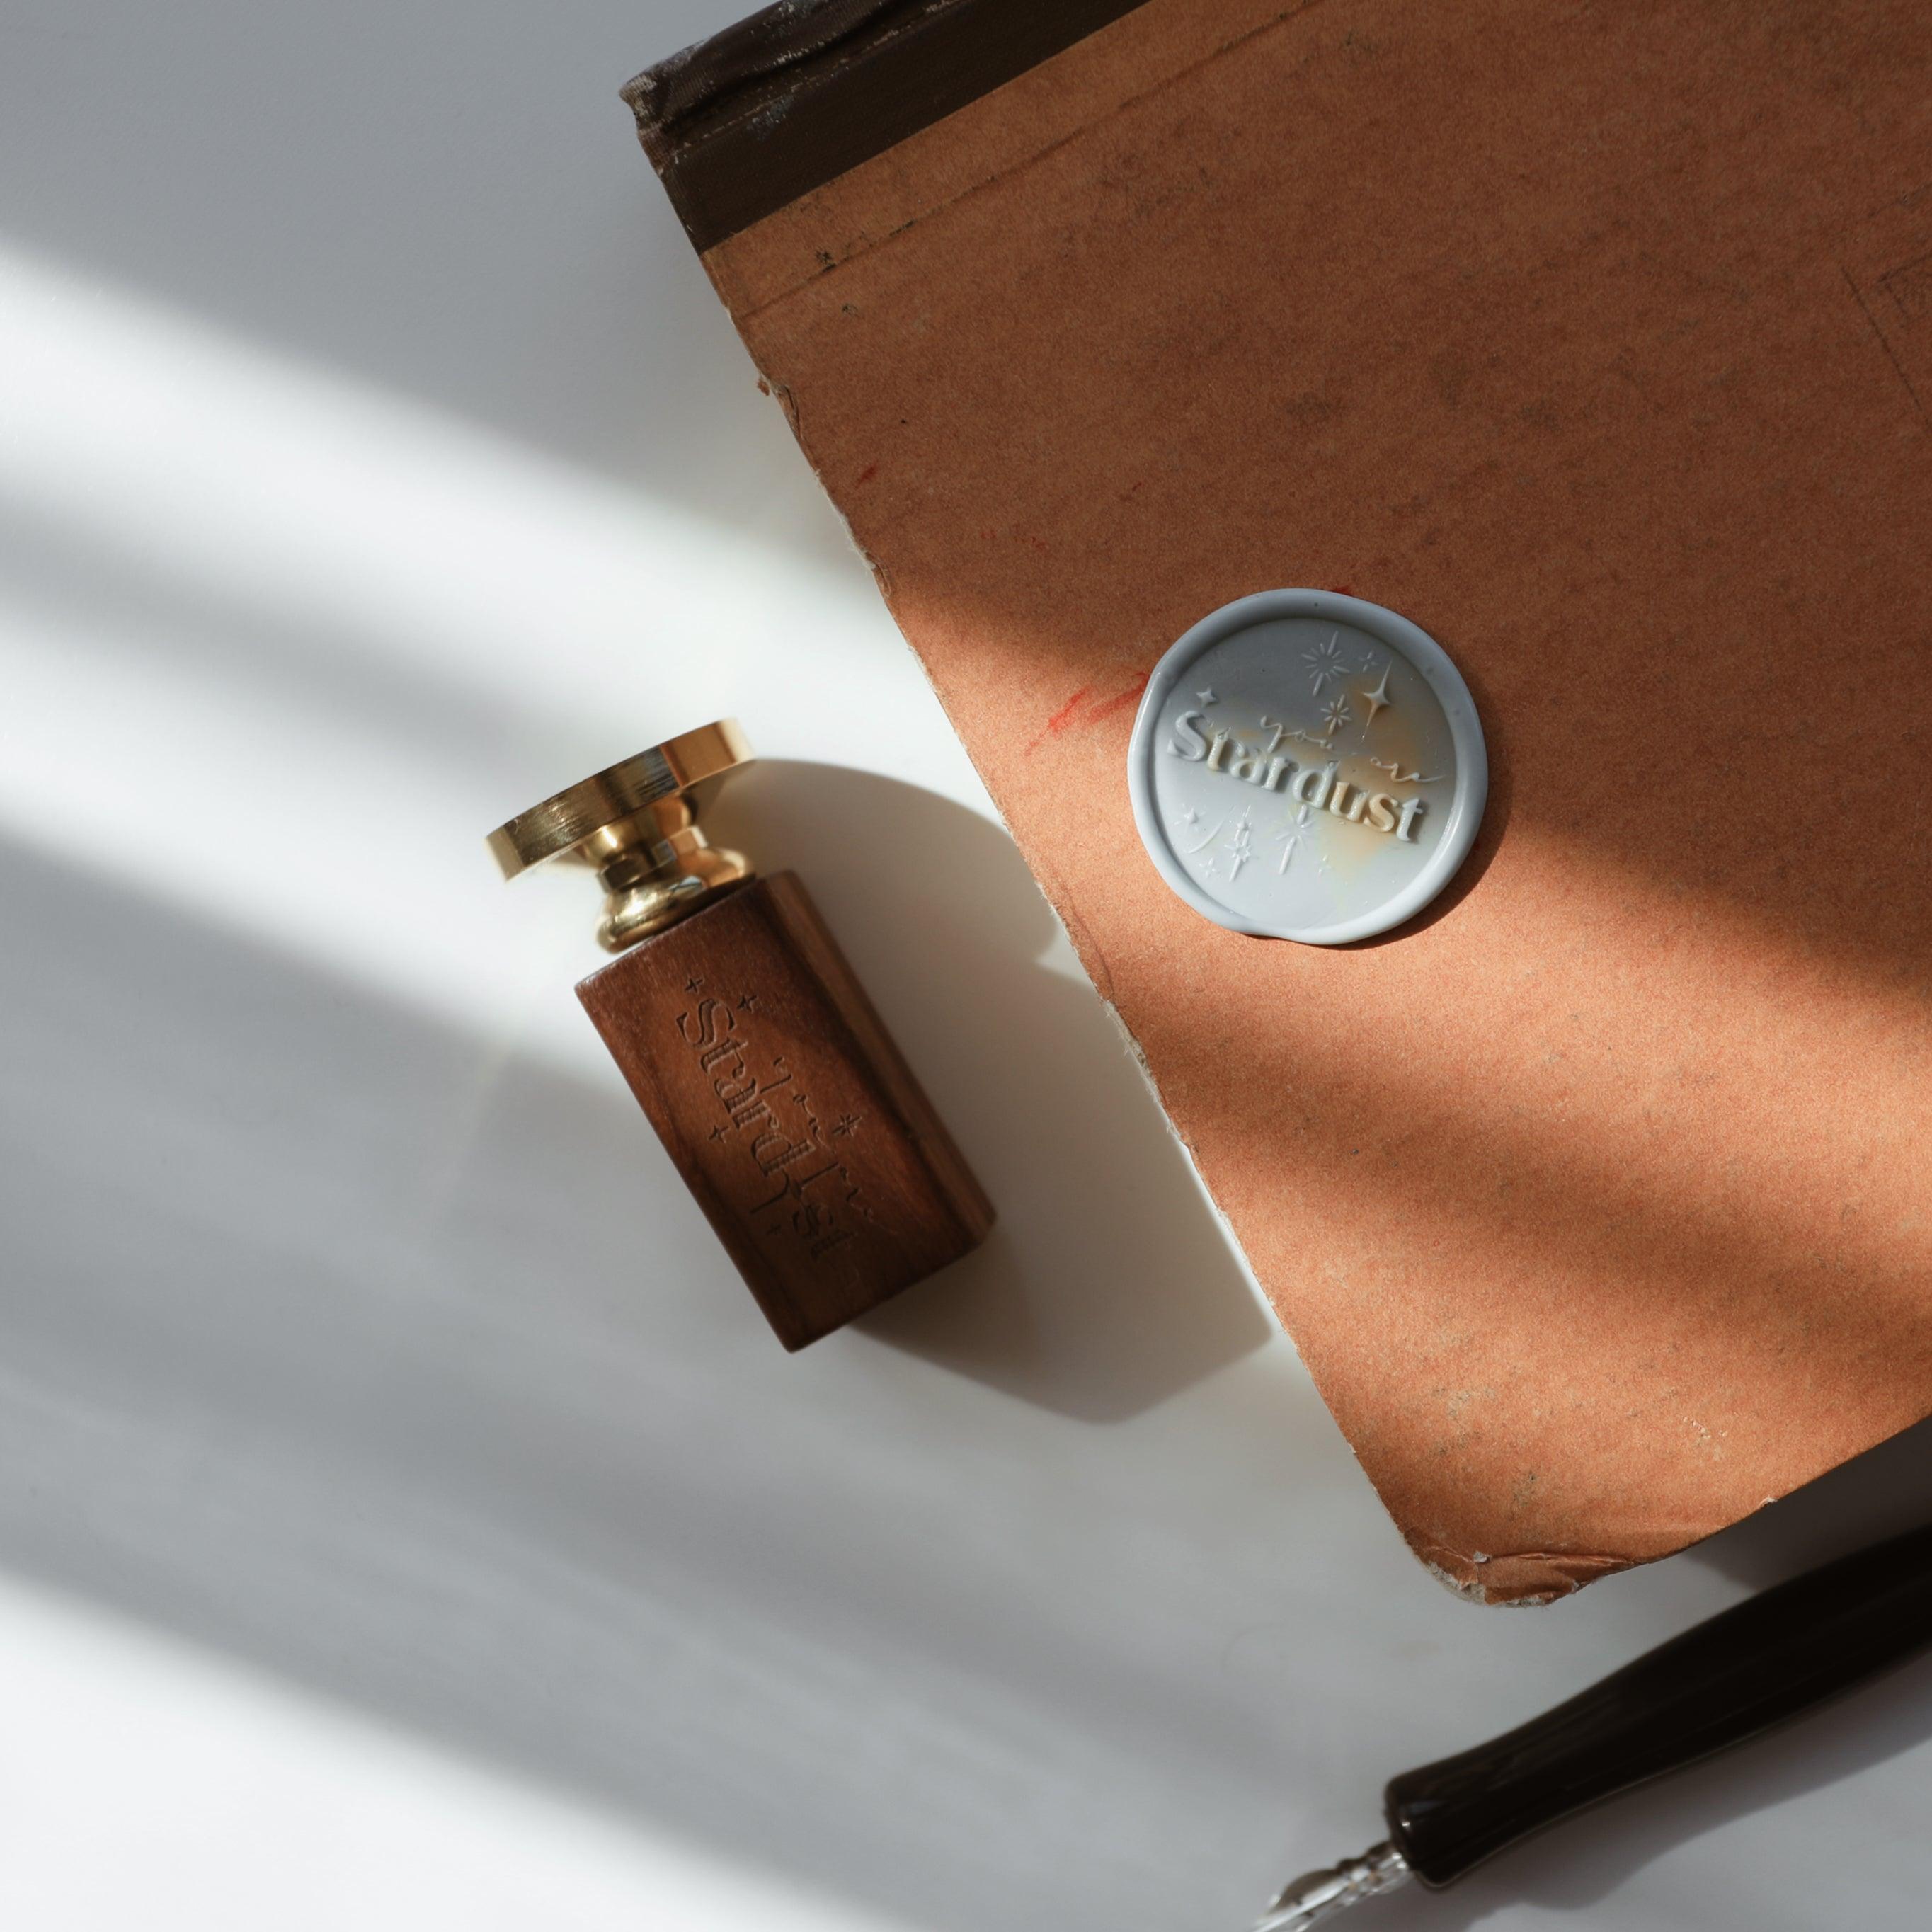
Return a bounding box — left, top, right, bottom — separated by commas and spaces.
1127, 591, 1487, 944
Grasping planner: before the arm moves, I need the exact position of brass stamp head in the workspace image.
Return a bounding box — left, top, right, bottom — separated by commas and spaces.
488, 719, 755, 950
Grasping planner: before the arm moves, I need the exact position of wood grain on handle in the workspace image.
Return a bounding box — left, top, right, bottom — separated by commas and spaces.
578, 872, 993, 1349
1386, 1522, 1932, 1887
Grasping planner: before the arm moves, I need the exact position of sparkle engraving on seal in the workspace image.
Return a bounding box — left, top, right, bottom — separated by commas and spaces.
1359, 658, 1393, 726
1275, 801, 1314, 873
1303, 631, 1351, 693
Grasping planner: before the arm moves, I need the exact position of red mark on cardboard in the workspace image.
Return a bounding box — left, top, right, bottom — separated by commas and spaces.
1087, 675, 1150, 723
854, 463, 879, 486
1045, 686, 1092, 736
1029, 675, 1151, 753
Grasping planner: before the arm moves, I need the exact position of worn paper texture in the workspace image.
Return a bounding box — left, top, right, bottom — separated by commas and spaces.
695, 0, 1932, 1600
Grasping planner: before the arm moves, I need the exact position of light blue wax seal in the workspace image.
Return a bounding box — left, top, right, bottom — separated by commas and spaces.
1127, 590, 1487, 944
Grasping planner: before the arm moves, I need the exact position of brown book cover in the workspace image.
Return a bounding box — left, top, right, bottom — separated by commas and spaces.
624, 0, 1932, 1601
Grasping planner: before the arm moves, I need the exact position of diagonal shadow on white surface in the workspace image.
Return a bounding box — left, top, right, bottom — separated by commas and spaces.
6, 822, 1932, 1932
0, 827, 1300, 1932
4, 1, 1931, 1917
0, 0, 848, 568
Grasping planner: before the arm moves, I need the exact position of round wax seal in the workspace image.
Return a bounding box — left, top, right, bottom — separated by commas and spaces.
1127, 590, 1487, 944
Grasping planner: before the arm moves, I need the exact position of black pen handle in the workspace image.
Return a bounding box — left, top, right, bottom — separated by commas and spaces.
1384, 1521, 1932, 1887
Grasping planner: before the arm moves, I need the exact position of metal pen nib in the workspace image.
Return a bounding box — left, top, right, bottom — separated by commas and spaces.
1245, 1531, 1932, 1929
1252, 1841, 1410, 1931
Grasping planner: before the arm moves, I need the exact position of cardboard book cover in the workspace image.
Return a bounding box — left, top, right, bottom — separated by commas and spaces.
624, 0, 1932, 1601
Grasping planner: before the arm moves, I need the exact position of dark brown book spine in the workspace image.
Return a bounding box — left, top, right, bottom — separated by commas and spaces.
577, 871, 993, 1349
623, 0, 1150, 251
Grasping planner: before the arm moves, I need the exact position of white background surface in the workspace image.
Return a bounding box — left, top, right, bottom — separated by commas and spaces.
2, 4, 1929, 1928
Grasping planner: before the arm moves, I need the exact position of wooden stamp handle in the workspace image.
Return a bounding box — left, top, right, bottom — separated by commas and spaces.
577, 873, 993, 1349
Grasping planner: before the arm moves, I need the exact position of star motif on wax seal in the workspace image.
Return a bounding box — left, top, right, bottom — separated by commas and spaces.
1304, 631, 1349, 694
1359, 660, 1393, 726
1196, 686, 1218, 704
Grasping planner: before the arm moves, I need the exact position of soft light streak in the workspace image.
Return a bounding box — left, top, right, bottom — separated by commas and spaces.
0, 1571, 913, 1932
0, 242, 1002, 1046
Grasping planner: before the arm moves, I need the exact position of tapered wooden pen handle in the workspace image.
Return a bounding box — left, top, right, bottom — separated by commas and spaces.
1385, 1522, 1932, 1887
